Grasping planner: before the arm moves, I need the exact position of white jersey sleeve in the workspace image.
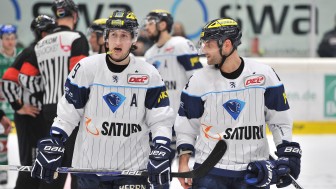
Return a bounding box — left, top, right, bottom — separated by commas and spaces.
264, 67, 293, 146
51, 59, 88, 138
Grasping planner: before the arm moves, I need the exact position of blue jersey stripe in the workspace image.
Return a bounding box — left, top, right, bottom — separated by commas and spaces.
177, 54, 203, 71
178, 92, 204, 119
64, 78, 90, 109
265, 84, 290, 111
145, 86, 170, 109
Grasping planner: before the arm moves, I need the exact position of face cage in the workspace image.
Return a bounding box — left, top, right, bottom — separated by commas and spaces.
103, 28, 139, 43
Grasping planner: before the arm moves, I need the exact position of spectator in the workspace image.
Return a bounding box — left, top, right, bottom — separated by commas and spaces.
0, 24, 23, 185
317, 16, 336, 57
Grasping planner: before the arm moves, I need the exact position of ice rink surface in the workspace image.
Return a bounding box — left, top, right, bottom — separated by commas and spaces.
1, 133, 336, 189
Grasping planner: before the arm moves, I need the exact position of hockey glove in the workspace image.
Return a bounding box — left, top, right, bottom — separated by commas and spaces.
31, 137, 65, 183
147, 145, 173, 187
275, 141, 302, 188
244, 159, 290, 188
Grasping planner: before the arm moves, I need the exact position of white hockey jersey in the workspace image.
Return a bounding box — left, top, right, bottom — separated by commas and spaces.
145, 36, 203, 114
52, 54, 174, 171
175, 58, 293, 177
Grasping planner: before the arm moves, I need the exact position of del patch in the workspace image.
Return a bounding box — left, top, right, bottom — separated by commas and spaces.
244, 74, 265, 87
127, 74, 149, 85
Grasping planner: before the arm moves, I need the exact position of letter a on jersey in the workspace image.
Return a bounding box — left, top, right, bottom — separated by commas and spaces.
103, 92, 126, 113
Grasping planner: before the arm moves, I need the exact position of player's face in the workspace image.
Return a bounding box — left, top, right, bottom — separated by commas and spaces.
144, 19, 159, 41
89, 32, 99, 52
1, 34, 17, 51
107, 29, 133, 59
199, 39, 222, 65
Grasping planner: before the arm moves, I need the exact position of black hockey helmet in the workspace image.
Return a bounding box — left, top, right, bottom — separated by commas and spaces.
88, 18, 107, 37
105, 10, 139, 42
30, 15, 57, 40
199, 17, 242, 49
52, 0, 79, 19
146, 9, 174, 33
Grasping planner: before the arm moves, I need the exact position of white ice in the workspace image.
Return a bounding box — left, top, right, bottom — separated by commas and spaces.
1, 134, 335, 189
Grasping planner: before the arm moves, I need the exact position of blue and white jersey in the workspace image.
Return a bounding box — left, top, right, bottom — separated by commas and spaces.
175, 58, 293, 177
51, 54, 174, 171
145, 36, 203, 114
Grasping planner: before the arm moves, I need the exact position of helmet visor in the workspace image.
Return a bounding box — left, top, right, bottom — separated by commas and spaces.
104, 28, 137, 43
197, 39, 221, 55
141, 17, 159, 30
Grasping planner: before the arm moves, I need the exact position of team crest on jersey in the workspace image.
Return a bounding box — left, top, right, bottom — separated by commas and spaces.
127, 74, 149, 85
223, 99, 245, 120
103, 92, 126, 113
244, 74, 265, 87
153, 60, 161, 69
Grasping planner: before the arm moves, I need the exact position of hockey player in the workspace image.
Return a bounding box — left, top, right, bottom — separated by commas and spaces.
2, 15, 57, 189
0, 24, 23, 184
175, 18, 302, 189
144, 9, 203, 116
87, 18, 107, 54
20, 0, 89, 188
31, 10, 174, 189
144, 9, 203, 151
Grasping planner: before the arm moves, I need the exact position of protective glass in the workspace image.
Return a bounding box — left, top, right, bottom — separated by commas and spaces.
141, 17, 158, 29
104, 28, 138, 43
197, 39, 220, 55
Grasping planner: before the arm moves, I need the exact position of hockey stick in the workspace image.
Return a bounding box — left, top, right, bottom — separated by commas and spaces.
0, 140, 226, 178
269, 154, 304, 189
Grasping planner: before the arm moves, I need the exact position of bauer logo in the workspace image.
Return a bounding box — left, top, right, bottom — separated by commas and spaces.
324, 75, 336, 118
244, 74, 265, 87
127, 74, 149, 85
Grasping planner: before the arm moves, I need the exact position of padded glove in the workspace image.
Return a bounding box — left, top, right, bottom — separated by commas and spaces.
275, 141, 302, 187
147, 145, 173, 187
31, 137, 64, 183
245, 159, 290, 188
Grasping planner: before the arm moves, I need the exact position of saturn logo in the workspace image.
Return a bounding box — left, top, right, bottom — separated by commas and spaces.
201, 124, 222, 141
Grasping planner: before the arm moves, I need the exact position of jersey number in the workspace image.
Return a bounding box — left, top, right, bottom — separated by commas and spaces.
72, 63, 81, 78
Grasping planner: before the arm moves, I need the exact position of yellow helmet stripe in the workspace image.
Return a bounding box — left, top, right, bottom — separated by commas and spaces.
207, 18, 238, 29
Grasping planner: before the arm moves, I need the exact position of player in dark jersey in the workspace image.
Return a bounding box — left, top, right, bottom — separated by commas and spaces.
2, 14, 57, 189
20, 0, 89, 188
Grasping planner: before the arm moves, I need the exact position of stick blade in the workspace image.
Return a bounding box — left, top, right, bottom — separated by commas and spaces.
171, 140, 227, 178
